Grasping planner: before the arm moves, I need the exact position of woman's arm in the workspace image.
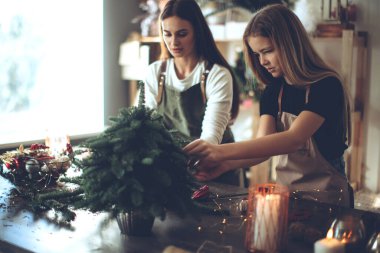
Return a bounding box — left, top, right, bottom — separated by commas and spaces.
200, 64, 233, 144
188, 114, 276, 181
185, 110, 325, 163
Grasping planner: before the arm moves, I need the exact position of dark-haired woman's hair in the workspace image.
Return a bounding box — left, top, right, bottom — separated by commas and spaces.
159, 0, 240, 121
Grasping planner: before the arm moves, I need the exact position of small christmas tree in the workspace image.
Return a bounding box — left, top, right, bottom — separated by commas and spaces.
76, 82, 197, 219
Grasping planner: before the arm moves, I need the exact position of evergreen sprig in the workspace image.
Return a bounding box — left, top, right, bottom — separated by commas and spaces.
6, 183, 84, 225
76, 81, 197, 220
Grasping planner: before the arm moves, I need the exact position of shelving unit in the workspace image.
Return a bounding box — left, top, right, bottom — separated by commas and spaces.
311, 30, 368, 190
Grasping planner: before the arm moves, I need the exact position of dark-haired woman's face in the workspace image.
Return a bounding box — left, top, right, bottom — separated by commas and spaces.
248, 35, 283, 78
162, 16, 196, 59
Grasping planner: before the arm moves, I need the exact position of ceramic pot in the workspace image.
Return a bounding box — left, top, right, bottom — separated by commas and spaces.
116, 211, 155, 236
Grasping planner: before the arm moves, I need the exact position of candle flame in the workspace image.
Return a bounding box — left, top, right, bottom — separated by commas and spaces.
326, 228, 334, 239
340, 231, 352, 244
45, 131, 70, 156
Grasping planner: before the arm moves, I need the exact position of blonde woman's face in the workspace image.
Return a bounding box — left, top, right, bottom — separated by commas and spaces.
248, 35, 284, 78
162, 16, 196, 59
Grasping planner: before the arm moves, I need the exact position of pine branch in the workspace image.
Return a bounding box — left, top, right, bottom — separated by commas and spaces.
138, 80, 146, 107
37, 188, 84, 201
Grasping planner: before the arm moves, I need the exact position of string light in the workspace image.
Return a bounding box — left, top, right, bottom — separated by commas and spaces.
197, 195, 248, 238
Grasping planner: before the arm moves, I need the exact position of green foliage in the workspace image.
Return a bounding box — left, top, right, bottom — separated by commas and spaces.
232, 50, 263, 101
6, 184, 83, 225
76, 81, 197, 220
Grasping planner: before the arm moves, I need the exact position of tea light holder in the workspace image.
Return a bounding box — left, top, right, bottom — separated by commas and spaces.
245, 183, 289, 253
45, 129, 70, 156
330, 214, 366, 252
314, 229, 345, 253
367, 231, 380, 253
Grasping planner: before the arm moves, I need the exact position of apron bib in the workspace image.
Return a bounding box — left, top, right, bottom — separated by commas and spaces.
275, 84, 350, 207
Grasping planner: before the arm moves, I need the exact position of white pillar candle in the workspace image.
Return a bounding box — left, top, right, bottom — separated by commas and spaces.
314, 238, 345, 253
252, 194, 281, 252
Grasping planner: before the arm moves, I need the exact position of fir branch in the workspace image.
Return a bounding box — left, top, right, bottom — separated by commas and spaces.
37, 188, 84, 201
138, 80, 146, 107
59, 177, 83, 185
74, 85, 199, 219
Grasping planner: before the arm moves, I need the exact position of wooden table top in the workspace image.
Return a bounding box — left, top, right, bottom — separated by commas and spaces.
0, 178, 378, 253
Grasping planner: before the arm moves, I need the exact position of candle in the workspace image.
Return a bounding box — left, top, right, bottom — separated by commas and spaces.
252, 193, 281, 252
45, 129, 70, 156
245, 184, 289, 253
314, 238, 345, 253
314, 229, 345, 253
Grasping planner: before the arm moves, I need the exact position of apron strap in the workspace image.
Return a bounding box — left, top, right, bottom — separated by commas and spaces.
200, 61, 213, 104
277, 84, 284, 114
156, 60, 167, 105
305, 85, 310, 104
157, 60, 212, 105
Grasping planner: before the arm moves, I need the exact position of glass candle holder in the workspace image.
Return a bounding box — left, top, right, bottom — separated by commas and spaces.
367, 232, 380, 253
330, 214, 366, 252
245, 183, 289, 253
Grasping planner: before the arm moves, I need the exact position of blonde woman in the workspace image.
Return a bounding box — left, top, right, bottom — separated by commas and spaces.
184, 4, 353, 207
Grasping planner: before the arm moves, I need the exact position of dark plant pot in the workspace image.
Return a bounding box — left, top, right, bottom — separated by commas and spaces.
116, 211, 155, 236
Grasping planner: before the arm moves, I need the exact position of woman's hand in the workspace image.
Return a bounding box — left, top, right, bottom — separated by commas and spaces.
193, 161, 231, 181
183, 139, 222, 164
183, 139, 228, 181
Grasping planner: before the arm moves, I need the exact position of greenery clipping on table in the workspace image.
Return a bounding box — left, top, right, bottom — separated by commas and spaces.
0, 144, 85, 224
74, 81, 197, 220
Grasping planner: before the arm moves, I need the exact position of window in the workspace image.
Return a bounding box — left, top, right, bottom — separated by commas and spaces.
0, 0, 104, 148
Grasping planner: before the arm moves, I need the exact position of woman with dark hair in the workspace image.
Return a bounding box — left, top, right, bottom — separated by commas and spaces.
143, 0, 241, 185
184, 4, 354, 207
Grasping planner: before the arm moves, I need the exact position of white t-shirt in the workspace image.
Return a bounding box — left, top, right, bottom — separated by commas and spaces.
143, 58, 233, 144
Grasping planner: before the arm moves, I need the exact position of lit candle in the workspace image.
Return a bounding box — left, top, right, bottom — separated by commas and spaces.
252, 193, 281, 252
314, 229, 345, 253
45, 129, 70, 156
245, 184, 289, 253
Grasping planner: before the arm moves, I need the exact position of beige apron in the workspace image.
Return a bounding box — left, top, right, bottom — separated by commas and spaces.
275, 84, 350, 207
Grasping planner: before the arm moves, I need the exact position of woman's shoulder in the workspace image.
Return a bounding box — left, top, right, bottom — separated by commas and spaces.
207, 62, 232, 80
312, 76, 343, 92
209, 62, 229, 72
144, 60, 168, 85
318, 75, 341, 84
148, 59, 166, 72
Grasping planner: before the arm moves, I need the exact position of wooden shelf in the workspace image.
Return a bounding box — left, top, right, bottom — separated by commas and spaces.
139, 36, 241, 44
139, 36, 161, 43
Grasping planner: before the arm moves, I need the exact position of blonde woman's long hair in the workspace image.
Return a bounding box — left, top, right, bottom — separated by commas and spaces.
243, 4, 351, 145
